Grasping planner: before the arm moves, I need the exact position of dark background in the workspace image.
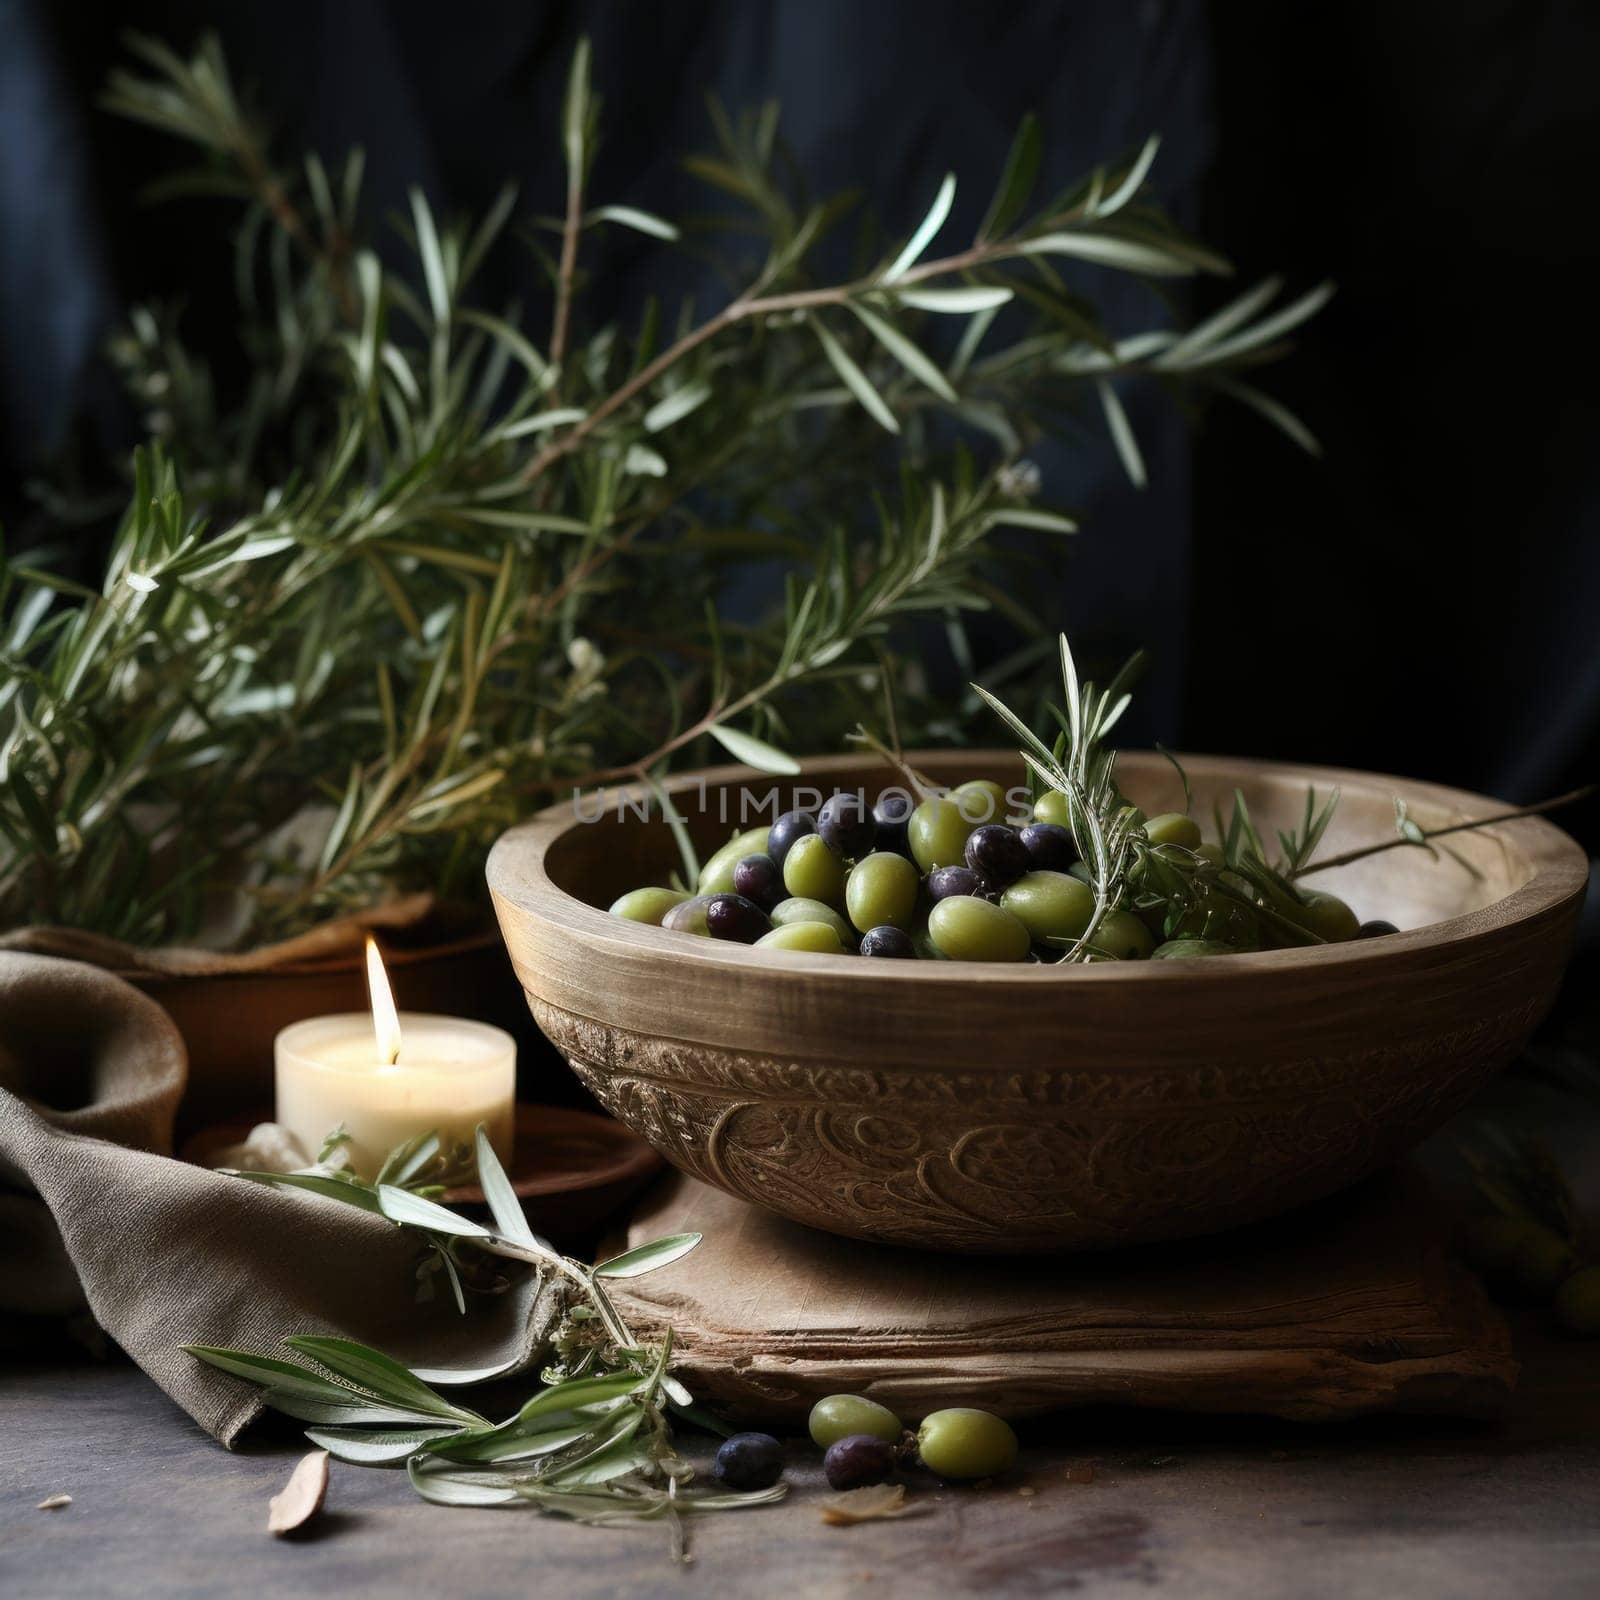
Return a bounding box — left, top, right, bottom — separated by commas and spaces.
3, 0, 1596, 846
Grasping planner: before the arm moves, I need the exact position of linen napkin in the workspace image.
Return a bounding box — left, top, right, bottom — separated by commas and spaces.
0, 951, 561, 1445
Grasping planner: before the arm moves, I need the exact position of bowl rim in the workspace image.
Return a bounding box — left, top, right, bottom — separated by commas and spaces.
488, 749, 1589, 986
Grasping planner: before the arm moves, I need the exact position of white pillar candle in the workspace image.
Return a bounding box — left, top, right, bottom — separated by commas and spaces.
273, 939, 516, 1180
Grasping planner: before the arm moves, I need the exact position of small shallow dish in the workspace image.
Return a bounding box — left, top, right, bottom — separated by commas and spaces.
180, 1105, 661, 1240
488, 752, 1586, 1253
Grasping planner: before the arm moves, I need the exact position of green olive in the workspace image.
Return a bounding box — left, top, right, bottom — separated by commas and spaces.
698, 826, 772, 895
1280, 889, 1360, 944
951, 778, 1010, 825
1000, 870, 1095, 944
1087, 907, 1155, 961
782, 833, 847, 906
845, 851, 920, 933
1167, 887, 1258, 947
908, 797, 977, 874
660, 895, 715, 936
1032, 789, 1072, 828
608, 887, 691, 925
927, 896, 1030, 962
1195, 842, 1227, 869
1067, 860, 1094, 887
755, 920, 847, 954
1143, 812, 1202, 850
1151, 938, 1238, 959
770, 897, 855, 945
916, 1408, 1018, 1480
1554, 1265, 1600, 1336
808, 1393, 904, 1448
1509, 1225, 1578, 1301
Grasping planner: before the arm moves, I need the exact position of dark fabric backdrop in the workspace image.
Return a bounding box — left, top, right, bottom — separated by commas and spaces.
2, 0, 1596, 850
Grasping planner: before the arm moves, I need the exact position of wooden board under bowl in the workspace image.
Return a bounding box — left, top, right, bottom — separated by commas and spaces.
607, 1169, 1516, 1424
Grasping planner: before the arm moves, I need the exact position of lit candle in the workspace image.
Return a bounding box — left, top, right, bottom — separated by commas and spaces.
274, 937, 516, 1181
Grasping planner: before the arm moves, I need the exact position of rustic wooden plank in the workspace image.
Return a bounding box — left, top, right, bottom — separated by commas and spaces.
608, 1168, 1516, 1423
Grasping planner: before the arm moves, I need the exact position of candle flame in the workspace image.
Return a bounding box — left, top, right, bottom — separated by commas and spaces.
365, 936, 402, 1065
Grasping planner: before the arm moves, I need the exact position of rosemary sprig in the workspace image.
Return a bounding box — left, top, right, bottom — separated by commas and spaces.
193, 1128, 766, 1559
973, 632, 1589, 958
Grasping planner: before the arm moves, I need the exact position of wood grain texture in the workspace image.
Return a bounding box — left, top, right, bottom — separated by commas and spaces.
489, 751, 1587, 1251
608, 1169, 1515, 1424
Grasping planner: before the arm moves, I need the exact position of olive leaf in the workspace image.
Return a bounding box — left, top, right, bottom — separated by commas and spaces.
284, 1336, 486, 1424
473, 1124, 539, 1249
706, 724, 799, 776
593, 1233, 702, 1280
198, 1121, 769, 1561
231, 1171, 383, 1212
305, 1425, 465, 1465
376, 1185, 493, 1237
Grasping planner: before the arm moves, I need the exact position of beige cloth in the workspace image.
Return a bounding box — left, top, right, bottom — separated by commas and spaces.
0, 951, 560, 1445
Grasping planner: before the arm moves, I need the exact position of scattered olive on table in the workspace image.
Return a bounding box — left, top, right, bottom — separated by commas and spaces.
714, 1431, 785, 1490
823, 1434, 898, 1490
916, 1408, 1020, 1480
609, 783, 1384, 964
808, 1393, 904, 1448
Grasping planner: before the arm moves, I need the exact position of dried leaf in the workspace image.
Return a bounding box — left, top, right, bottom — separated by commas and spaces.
819, 1483, 928, 1525
36, 1494, 72, 1511
267, 1450, 330, 1535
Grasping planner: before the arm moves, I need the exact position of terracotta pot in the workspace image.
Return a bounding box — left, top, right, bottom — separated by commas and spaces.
118, 931, 577, 1136
488, 750, 1587, 1254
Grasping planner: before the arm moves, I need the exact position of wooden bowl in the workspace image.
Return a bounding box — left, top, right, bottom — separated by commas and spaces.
487, 752, 1586, 1253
